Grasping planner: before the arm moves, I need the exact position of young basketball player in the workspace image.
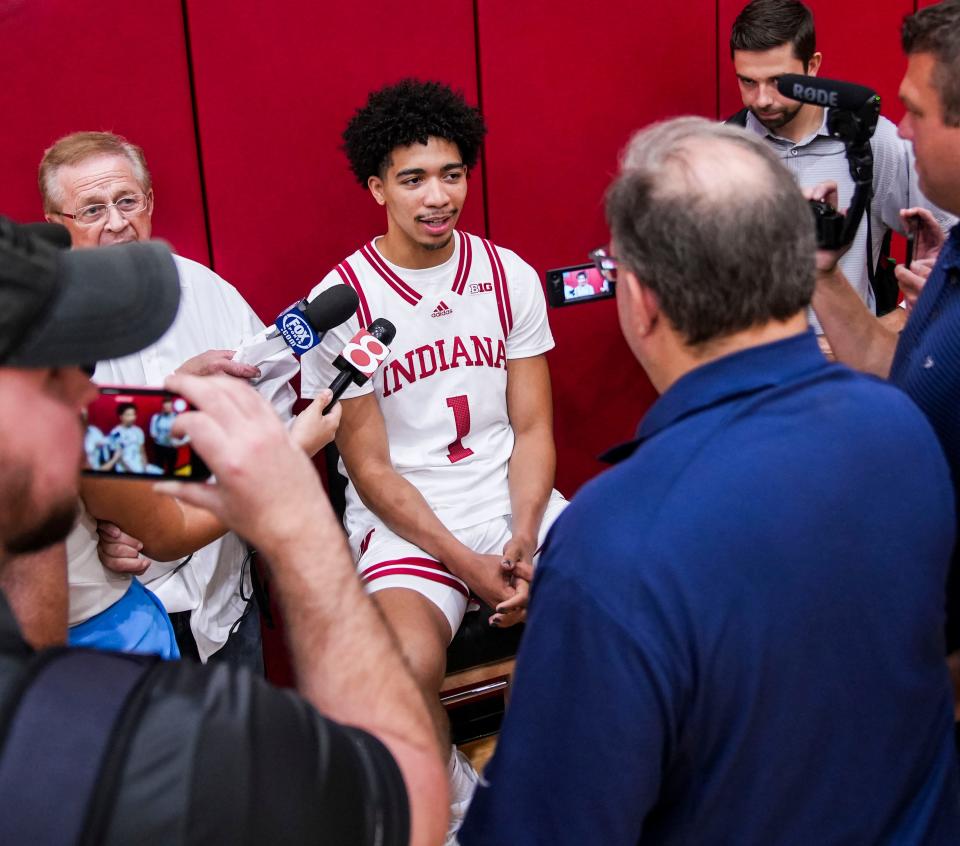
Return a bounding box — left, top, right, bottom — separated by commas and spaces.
300, 79, 566, 841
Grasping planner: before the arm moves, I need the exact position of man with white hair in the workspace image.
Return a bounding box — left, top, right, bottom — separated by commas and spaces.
38, 131, 296, 666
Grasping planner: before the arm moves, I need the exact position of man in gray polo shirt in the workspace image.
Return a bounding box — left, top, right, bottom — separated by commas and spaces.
729, 0, 953, 335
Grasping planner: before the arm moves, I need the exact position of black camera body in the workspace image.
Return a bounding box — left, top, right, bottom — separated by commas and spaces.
809, 199, 846, 250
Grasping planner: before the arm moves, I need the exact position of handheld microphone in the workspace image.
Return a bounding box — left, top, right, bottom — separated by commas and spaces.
776, 74, 879, 112
234, 285, 359, 363
322, 318, 397, 414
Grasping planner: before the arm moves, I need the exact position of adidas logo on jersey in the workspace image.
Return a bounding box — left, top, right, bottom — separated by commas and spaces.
431, 300, 453, 318
468, 282, 493, 295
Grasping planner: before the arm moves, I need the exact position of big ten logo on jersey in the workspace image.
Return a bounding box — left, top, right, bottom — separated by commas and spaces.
468, 281, 494, 295
275, 301, 318, 355
342, 328, 391, 379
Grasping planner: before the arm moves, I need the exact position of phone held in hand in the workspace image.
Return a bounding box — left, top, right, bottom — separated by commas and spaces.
545, 263, 615, 308
82, 386, 211, 482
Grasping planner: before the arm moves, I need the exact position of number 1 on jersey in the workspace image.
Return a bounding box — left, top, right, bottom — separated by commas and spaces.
445, 395, 474, 463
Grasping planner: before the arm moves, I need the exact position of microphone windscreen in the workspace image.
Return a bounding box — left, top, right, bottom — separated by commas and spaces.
776, 74, 878, 111
21, 222, 72, 250
368, 317, 397, 346
303, 284, 360, 331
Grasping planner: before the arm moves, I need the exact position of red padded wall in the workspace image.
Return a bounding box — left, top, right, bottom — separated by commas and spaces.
0, 0, 209, 264
477, 0, 716, 496
719, 0, 916, 124
183, 0, 485, 321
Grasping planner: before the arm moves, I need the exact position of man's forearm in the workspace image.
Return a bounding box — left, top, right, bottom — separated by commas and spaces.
812, 267, 899, 377
507, 428, 555, 544
263, 501, 448, 845
81, 478, 225, 560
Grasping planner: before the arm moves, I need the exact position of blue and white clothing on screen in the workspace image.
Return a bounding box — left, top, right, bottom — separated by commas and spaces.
462, 331, 960, 845
84, 425, 113, 469
109, 424, 146, 473
149, 410, 179, 447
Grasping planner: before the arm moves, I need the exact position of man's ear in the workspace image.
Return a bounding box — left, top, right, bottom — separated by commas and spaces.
368, 175, 386, 206
145, 189, 155, 218
622, 268, 660, 337
806, 52, 823, 78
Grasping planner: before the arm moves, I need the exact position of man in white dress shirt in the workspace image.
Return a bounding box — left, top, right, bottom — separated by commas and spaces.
37, 131, 297, 668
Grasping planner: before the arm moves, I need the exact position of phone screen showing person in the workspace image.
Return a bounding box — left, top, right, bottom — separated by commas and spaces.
82, 386, 210, 481
545, 263, 615, 307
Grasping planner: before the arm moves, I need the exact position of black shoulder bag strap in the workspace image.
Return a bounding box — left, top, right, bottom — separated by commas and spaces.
0, 648, 157, 845
724, 108, 750, 127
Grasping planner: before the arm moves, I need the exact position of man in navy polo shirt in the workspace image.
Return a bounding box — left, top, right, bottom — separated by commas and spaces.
809, 1, 960, 658
460, 117, 960, 844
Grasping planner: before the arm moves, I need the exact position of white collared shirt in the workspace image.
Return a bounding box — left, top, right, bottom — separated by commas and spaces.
69, 254, 297, 660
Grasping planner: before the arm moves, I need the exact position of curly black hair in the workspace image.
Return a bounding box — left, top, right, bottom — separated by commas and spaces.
342, 79, 487, 186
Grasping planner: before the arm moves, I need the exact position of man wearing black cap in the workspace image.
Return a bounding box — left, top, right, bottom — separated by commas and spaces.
0, 218, 446, 845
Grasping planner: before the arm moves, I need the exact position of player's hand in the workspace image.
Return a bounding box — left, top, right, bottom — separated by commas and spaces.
895, 256, 937, 313
154, 373, 332, 559
804, 181, 852, 274
455, 551, 524, 625
900, 207, 945, 262
499, 535, 535, 584
489, 535, 536, 625
176, 349, 260, 380
290, 389, 341, 457
96, 521, 150, 575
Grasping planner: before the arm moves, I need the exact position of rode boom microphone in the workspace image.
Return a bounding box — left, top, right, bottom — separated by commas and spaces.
322, 318, 397, 414
776, 74, 881, 251
776, 74, 878, 112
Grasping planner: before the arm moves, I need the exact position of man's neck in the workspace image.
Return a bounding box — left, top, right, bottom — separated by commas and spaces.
646, 314, 810, 394
375, 230, 455, 270
772, 104, 824, 144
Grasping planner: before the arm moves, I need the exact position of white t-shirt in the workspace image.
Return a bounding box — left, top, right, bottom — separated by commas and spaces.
67, 503, 129, 626
68, 254, 297, 659
301, 231, 554, 534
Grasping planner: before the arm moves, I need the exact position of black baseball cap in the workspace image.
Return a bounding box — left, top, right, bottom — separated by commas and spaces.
0, 216, 181, 368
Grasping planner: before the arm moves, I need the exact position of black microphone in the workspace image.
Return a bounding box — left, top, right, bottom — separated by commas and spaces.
322, 318, 397, 414
776, 74, 879, 112
236, 285, 359, 361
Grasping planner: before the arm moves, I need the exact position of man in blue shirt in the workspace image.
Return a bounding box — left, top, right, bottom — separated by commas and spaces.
809, 0, 960, 657
461, 117, 960, 844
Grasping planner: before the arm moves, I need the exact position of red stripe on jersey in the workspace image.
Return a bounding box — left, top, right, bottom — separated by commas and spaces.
362, 556, 453, 576
490, 243, 512, 332
452, 231, 473, 295
482, 238, 510, 339
337, 261, 372, 327
360, 242, 422, 305
362, 567, 470, 598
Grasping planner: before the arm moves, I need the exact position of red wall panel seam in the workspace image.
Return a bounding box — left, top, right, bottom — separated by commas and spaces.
180, 0, 215, 271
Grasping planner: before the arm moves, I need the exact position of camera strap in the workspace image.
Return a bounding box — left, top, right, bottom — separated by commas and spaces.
0, 648, 157, 844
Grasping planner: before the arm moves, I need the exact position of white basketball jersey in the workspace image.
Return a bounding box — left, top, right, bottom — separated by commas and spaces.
301, 231, 554, 533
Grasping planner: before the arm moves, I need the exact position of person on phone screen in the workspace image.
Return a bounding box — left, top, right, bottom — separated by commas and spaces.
109, 403, 151, 474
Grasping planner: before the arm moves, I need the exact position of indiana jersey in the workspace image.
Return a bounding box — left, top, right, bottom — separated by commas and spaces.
301, 231, 554, 534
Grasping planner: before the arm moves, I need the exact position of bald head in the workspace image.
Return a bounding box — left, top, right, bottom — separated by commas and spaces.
607, 117, 815, 346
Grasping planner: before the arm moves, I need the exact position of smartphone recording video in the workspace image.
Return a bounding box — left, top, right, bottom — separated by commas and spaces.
82, 386, 210, 482
546, 263, 615, 308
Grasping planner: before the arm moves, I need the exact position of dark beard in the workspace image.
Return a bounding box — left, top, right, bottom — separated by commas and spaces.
422, 234, 454, 252
752, 102, 803, 132
4, 499, 77, 555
